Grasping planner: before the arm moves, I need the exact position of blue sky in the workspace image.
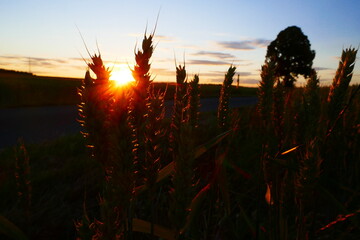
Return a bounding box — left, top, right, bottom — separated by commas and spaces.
0, 0, 359, 86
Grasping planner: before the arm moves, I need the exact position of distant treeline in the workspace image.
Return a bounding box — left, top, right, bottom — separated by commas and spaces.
0, 68, 34, 76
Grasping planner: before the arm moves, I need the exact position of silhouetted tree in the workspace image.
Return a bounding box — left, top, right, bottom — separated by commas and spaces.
265, 26, 315, 87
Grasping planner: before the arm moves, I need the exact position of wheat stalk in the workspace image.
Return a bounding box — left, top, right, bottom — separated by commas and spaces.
78, 53, 136, 238
169, 64, 197, 236
170, 64, 187, 142
295, 140, 321, 239
130, 31, 155, 189
304, 70, 320, 139
322, 48, 357, 195
143, 86, 167, 235
295, 70, 321, 144
327, 47, 357, 122
272, 78, 285, 150
14, 139, 32, 235
78, 54, 112, 167
258, 61, 276, 126
186, 74, 200, 129
217, 65, 236, 131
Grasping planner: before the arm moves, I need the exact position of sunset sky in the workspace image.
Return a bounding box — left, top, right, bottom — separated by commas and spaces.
0, 0, 359, 86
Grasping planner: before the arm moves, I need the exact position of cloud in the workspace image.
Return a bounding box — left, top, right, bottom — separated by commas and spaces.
208, 77, 259, 85
192, 51, 235, 59
188, 60, 231, 66
69, 57, 85, 61
237, 71, 253, 77
30, 57, 69, 68
0, 61, 12, 66
200, 72, 227, 77
314, 67, 332, 71
236, 62, 255, 67
217, 39, 271, 50
155, 35, 176, 42
152, 68, 176, 77
203, 71, 253, 77
70, 65, 86, 70
0, 55, 77, 71
128, 33, 176, 43
0, 55, 25, 60
127, 33, 143, 37
239, 78, 260, 84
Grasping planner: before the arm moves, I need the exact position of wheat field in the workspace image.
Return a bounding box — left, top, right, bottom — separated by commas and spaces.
0, 32, 359, 240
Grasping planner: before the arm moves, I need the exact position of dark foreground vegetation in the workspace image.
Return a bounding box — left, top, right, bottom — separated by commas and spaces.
0, 28, 359, 240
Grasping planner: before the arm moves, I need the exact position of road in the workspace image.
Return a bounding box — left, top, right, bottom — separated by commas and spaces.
0, 97, 257, 149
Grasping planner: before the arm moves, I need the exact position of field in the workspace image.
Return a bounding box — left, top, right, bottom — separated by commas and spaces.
0, 38, 359, 240
0, 71, 82, 108
0, 70, 256, 108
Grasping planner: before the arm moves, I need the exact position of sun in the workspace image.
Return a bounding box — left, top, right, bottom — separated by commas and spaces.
110, 64, 134, 87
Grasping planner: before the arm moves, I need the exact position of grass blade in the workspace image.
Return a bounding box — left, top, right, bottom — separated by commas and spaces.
194, 129, 232, 159
135, 130, 232, 194
132, 218, 176, 240
0, 215, 28, 240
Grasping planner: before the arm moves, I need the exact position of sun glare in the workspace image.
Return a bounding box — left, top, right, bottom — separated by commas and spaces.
110, 64, 134, 87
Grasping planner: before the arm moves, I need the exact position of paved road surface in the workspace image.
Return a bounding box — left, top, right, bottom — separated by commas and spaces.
0, 97, 257, 149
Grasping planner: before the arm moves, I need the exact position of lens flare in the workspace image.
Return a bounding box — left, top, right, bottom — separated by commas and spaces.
110, 64, 134, 86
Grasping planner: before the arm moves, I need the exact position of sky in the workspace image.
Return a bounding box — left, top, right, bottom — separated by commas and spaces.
0, 0, 359, 86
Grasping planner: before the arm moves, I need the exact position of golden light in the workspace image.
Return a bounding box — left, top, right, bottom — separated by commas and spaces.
110, 64, 134, 87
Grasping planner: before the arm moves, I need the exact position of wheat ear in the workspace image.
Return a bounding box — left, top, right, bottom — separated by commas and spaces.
217, 65, 236, 131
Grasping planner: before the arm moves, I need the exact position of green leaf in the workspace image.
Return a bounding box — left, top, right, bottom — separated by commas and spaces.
132, 218, 176, 240
280, 145, 300, 156
0, 214, 28, 240
216, 152, 231, 215
318, 184, 348, 213
134, 160, 174, 194
194, 129, 232, 159
157, 161, 175, 183
181, 183, 212, 234
238, 204, 256, 235
135, 130, 232, 194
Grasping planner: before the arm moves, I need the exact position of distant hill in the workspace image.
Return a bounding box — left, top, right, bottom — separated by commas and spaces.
0, 68, 34, 76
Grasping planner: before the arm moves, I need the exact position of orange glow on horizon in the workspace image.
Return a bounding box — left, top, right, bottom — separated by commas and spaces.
110, 64, 134, 87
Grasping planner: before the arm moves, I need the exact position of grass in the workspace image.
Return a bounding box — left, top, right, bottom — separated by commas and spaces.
0, 134, 103, 239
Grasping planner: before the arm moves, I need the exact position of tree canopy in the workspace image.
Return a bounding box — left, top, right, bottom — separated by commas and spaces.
265, 26, 315, 87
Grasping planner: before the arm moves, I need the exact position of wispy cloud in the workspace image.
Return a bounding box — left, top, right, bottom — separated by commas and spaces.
152, 68, 176, 77
208, 77, 259, 85
128, 33, 176, 43
217, 38, 271, 50
192, 51, 235, 59
0, 55, 71, 67
30, 57, 69, 68
319, 78, 332, 84
69, 57, 85, 61
237, 71, 254, 76
188, 59, 232, 66
314, 67, 332, 71
0, 55, 25, 60
127, 33, 143, 38
204, 70, 254, 77
155, 35, 176, 42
